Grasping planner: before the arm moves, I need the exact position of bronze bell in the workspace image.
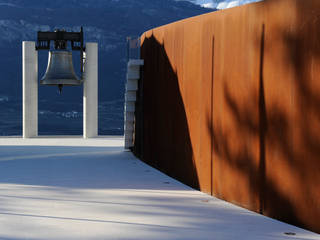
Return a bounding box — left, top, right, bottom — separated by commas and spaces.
40, 51, 82, 93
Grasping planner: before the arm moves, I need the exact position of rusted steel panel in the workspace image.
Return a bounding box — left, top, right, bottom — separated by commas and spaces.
262, 0, 320, 232
199, 18, 215, 194
262, 0, 299, 228
137, 0, 320, 233
210, 5, 263, 213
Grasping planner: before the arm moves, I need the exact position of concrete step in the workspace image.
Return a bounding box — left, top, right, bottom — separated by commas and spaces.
125, 101, 135, 112
128, 59, 144, 67
125, 91, 137, 102
125, 112, 135, 122
124, 122, 134, 131
126, 79, 138, 91
127, 70, 140, 80
124, 138, 133, 148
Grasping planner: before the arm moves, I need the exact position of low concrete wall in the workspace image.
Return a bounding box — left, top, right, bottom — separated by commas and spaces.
136, 0, 320, 233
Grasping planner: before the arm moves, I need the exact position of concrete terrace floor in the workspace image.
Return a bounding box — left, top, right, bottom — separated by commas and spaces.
0, 137, 319, 240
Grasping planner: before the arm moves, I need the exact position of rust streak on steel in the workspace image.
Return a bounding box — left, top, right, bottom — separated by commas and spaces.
136, 0, 320, 233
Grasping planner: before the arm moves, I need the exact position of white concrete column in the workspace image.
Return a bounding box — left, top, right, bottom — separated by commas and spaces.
83, 42, 98, 138
23, 41, 38, 138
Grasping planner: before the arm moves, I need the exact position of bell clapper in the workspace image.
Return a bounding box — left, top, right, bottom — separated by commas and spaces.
58, 84, 63, 94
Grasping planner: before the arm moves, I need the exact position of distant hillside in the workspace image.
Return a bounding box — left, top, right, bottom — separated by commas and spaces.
0, 0, 212, 135
0, 0, 212, 101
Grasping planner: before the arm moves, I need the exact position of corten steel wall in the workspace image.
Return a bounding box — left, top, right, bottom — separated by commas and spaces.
136, 0, 320, 233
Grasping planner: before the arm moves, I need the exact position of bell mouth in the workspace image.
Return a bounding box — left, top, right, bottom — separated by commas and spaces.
40, 50, 82, 86
40, 78, 83, 86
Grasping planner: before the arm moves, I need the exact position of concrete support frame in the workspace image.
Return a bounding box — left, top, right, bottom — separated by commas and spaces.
83, 42, 98, 138
22, 41, 98, 138
23, 41, 38, 138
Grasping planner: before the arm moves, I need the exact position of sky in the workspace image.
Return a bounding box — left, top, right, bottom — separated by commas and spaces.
183, 0, 262, 9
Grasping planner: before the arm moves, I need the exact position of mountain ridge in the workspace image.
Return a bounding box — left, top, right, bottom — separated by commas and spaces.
0, 0, 212, 135
0, 0, 212, 99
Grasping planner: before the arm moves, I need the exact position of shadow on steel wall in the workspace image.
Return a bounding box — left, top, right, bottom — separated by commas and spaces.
267, 0, 320, 231
209, 23, 305, 229
136, 0, 320, 233
208, 0, 320, 232
136, 34, 200, 190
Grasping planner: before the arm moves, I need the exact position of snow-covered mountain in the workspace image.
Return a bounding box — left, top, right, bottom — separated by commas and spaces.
178, 0, 262, 9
